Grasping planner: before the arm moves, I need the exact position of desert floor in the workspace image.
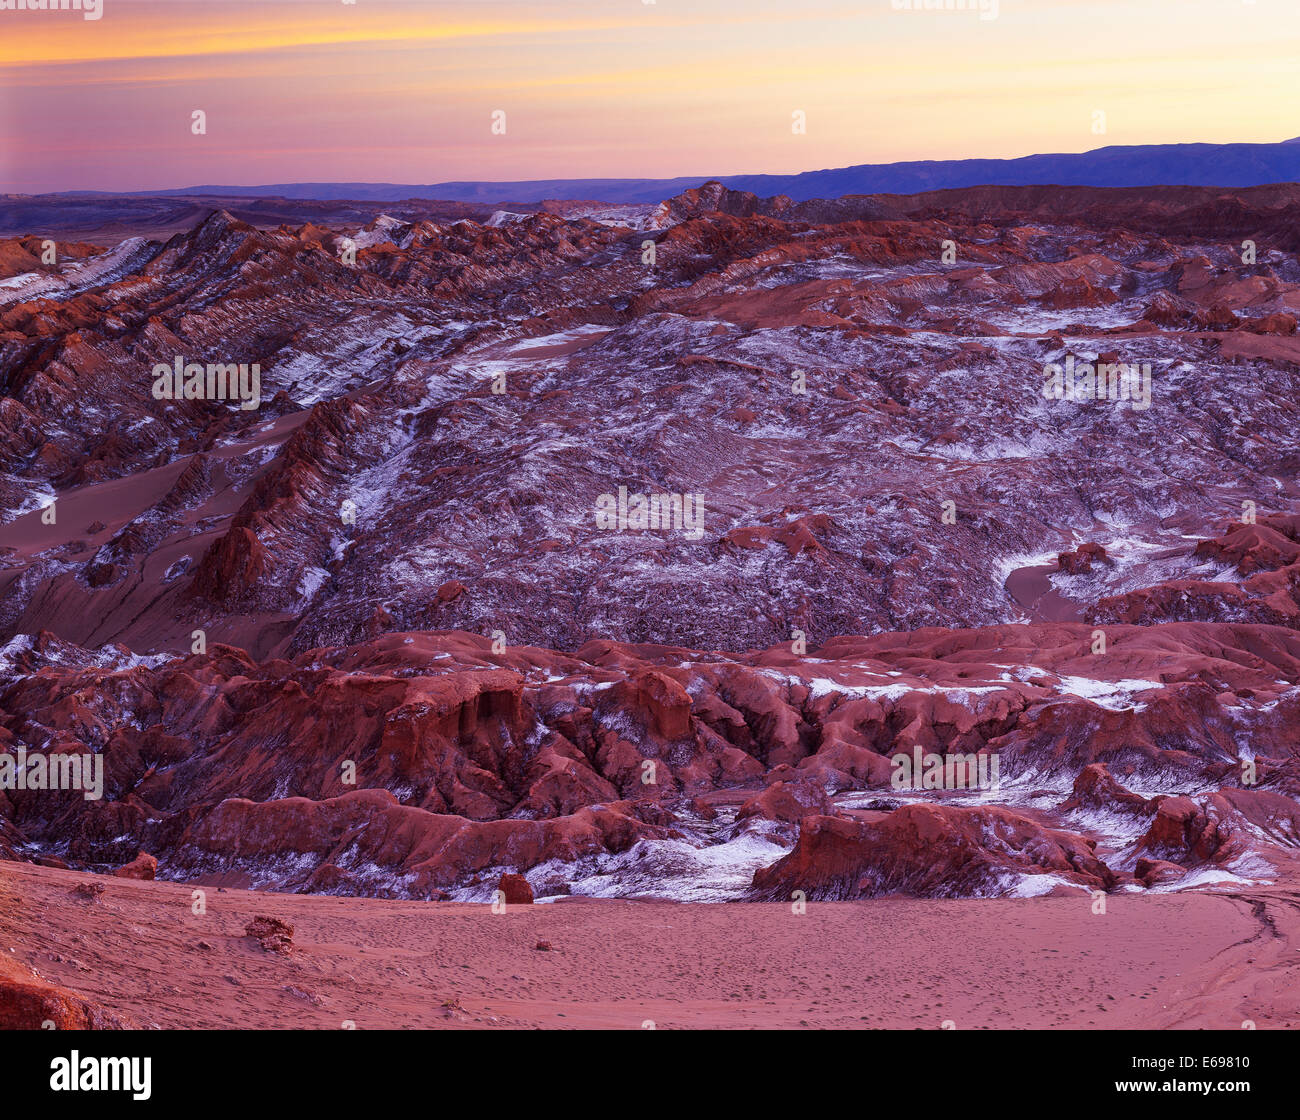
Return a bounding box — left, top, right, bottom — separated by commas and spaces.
5, 862, 1299, 1030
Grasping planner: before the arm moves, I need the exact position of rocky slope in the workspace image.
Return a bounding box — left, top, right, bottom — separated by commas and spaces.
2, 619, 1297, 901
1, 182, 1299, 902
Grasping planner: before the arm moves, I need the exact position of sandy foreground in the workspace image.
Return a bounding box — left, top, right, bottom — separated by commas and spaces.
3, 862, 1298, 1030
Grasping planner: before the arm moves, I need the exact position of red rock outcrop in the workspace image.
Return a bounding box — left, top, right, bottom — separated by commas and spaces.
497, 873, 534, 904
0, 620, 1295, 899
0, 954, 135, 1029
751, 804, 1115, 900
1057, 543, 1111, 575
111, 850, 158, 880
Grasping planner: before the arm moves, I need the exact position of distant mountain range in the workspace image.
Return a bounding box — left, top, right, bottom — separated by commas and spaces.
46, 138, 1300, 205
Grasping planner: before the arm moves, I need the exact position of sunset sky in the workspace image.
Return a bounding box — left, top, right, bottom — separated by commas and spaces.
1, 0, 1297, 193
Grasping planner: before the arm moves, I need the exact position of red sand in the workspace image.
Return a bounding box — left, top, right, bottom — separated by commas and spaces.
4, 861, 1296, 1030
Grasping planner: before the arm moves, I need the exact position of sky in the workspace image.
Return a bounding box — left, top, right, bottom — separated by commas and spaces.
1, 0, 1297, 193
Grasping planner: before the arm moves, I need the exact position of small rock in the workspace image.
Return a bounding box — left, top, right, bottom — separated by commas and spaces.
1057, 542, 1111, 575
245, 915, 294, 954
497, 873, 534, 905
111, 851, 158, 881
435, 579, 466, 604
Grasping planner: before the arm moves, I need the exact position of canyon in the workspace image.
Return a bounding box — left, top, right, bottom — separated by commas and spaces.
1, 179, 1299, 1026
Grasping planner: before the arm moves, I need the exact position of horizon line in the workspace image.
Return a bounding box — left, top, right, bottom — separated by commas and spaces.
13, 134, 1300, 199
